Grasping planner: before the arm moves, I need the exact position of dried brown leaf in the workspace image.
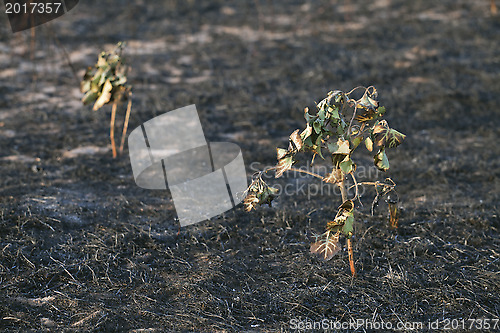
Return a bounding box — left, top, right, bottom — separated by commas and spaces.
275, 148, 295, 178
323, 169, 340, 184
289, 129, 303, 151
93, 79, 113, 111
389, 203, 399, 228
310, 232, 341, 261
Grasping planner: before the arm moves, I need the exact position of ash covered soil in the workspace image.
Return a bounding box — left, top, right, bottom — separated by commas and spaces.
0, 0, 499, 332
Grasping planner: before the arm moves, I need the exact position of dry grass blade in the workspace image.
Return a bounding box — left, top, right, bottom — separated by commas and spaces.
15, 296, 55, 307
72, 310, 105, 327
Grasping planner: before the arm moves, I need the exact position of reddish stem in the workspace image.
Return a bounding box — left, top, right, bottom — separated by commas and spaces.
338, 168, 356, 277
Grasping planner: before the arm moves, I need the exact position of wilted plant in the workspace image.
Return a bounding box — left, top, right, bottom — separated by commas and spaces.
80, 42, 132, 158
244, 87, 405, 276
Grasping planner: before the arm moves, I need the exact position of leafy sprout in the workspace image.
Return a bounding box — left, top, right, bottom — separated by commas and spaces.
243, 87, 406, 276
81, 42, 133, 158
243, 172, 279, 212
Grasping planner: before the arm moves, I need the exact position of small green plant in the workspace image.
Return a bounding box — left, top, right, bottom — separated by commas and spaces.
244, 87, 405, 276
80, 42, 132, 158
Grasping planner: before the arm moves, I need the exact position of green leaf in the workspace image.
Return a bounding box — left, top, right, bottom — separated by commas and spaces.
352, 136, 363, 149
327, 199, 355, 234
304, 107, 316, 123
374, 148, 390, 171
244, 177, 279, 211
326, 141, 338, 154
342, 215, 354, 238
82, 91, 98, 105
376, 106, 386, 117
328, 138, 350, 165
318, 107, 326, 121
327, 138, 350, 155
337, 122, 346, 135
313, 120, 321, 134
339, 157, 355, 175
327, 106, 340, 119
323, 129, 335, 138
91, 68, 104, 90
303, 136, 313, 148
315, 134, 324, 159
258, 186, 280, 207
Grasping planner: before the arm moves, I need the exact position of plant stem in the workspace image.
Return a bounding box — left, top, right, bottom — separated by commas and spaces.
338, 168, 356, 277
338, 169, 347, 202
119, 96, 132, 154
347, 237, 355, 277
110, 102, 117, 158
288, 167, 324, 180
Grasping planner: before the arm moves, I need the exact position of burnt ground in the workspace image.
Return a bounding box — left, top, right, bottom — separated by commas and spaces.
0, 0, 499, 332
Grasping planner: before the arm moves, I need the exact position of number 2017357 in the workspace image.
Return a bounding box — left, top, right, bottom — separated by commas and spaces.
5, 2, 63, 14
